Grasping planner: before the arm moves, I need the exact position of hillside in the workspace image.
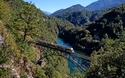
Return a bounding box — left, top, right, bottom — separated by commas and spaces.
0, 0, 77, 78
86, 0, 125, 11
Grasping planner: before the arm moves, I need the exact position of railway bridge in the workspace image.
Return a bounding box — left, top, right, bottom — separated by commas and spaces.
30, 40, 91, 70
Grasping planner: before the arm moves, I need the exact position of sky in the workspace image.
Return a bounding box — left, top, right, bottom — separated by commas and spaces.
24, 0, 98, 13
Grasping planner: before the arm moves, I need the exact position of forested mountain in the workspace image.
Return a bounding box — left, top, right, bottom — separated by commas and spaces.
59, 3, 125, 77
52, 0, 125, 26
86, 0, 125, 11
55, 9, 109, 26
59, 3, 125, 53
51, 4, 86, 16
52, 0, 125, 17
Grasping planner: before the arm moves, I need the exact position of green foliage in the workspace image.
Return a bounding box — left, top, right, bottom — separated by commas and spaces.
57, 3, 125, 77
42, 48, 70, 78
55, 9, 108, 26
88, 4, 125, 39
103, 33, 108, 39
59, 3, 125, 55
0, 69, 11, 78
0, 0, 77, 77
0, 0, 11, 24
69, 68, 85, 78
3, 0, 125, 78
85, 39, 125, 77
34, 65, 48, 78
0, 21, 20, 64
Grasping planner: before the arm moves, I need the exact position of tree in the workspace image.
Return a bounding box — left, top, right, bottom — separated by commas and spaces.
20, 2, 41, 40
85, 39, 125, 78
0, 0, 11, 24
103, 33, 108, 39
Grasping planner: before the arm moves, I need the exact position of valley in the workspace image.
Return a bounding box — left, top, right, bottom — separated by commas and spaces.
0, 0, 125, 78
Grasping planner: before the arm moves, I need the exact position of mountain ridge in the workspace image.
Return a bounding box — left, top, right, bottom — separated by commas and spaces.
52, 0, 125, 16
86, 0, 125, 10
51, 4, 86, 16
42, 11, 52, 15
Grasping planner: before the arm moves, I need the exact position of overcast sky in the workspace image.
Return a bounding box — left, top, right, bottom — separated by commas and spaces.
24, 0, 98, 13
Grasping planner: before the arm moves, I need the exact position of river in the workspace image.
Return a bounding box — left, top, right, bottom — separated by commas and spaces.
58, 37, 89, 72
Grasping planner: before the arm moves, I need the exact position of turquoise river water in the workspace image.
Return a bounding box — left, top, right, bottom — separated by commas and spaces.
58, 37, 89, 72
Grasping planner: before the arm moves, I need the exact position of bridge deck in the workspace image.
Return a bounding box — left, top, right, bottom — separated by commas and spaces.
30, 40, 91, 61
